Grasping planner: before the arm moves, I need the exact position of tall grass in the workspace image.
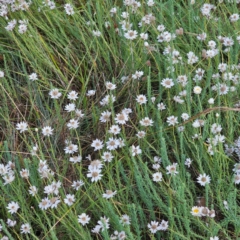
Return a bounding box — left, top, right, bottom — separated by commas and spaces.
0, 0, 240, 239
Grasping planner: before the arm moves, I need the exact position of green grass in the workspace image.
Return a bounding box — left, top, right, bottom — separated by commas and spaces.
0, 0, 240, 239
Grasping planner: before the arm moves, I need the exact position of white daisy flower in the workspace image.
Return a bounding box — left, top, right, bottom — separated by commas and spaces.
42, 126, 54, 136
65, 103, 76, 112
64, 194, 75, 206
152, 172, 162, 182
78, 213, 91, 226
20, 223, 31, 234
91, 139, 104, 151
16, 122, 28, 133
49, 89, 62, 99
29, 73, 38, 81
7, 201, 20, 214
67, 90, 78, 101
102, 190, 117, 199
197, 173, 211, 186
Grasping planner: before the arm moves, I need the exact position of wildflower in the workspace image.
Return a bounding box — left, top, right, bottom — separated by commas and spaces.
124, 30, 138, 40
39, 197, 51, 210
50, 197, 61, 209
109, 125, 121, 135
157, 102, 166, 111
69, 155, 82, 164
117, 231, 127, 240
229, 13, 239, 22
209, 209, 216, 218
191, 206, 202, 216
159, 220, 168, 231
3, 173, 15, 185
120, 214, 131, 225
5, 19, 17, 31
30, 144, 38, 156
64, 194, 75, 206
75, 109, 84, 119
67, 90, 78, 101
147, 0, 155, 6
132, 71, 144, 80
208, 98, 214, 104
147, 221, 160, 234
152, 163, 160, 170
152, 172, 162, 182
100, 94, 116, 106
88, 160, 103, 170
0, 70, 4, 78
29, 73, 38, 81
67, 119, 79, 129
0, 164, 9, 176
29, 186, 38, 196
64, 142, 78, 154
78, 213, 91, 226
211, 123, 222, 134
49, 89, 62, 99
20, 169, 30, 179
136, 94, 147, 105
20, 223, 31, 234
91, 139, 104, 151
7, 201, 20, 214
72, 180, 84, 190
87, 168, 103, 182
92, 30, 101, 37
181, 113, 190, 121
193, 86, 202, 94
140, 33, 148, 40
185, 158, 192, 168
115, 112, 129, 125
106, 137, 119, 150
102, 152, 114, 162
18, 21, 28, 34
16, 122, 28, 133
65, 103, 76, 112
161, 78, 174, 88
223, 200, 229, 210
187, 51, 199, 64
234, 174, 240, 184
100, 111, 111, 123
131, 145, 142, 156
197, 173, 211, 186
7, 219, 17, 227
166, 163, 178, 175
122, 108, 132, 115
102, 190, 117, 199
106, 82, 116, 90
173, 96, 184, 104
192, 119, 205, 128
208, 40, 216, 49
136, 131, 146, 138
233, 163, 240, 174
98, 216, 110, 231
210, 237, 219, 240
64, 3, 74, 15
86, 90, 96, 96
91, 225, 102, 234
139, 117, 154, 126
42, 126, 54, 136
166, 116, 178, 126
44, 181, 61, 195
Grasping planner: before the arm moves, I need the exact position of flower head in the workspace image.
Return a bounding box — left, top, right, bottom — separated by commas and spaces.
78, 213, 91, 226
7, 201, 20, 214
16, 122, 28, 133
197, 173, 211, 186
